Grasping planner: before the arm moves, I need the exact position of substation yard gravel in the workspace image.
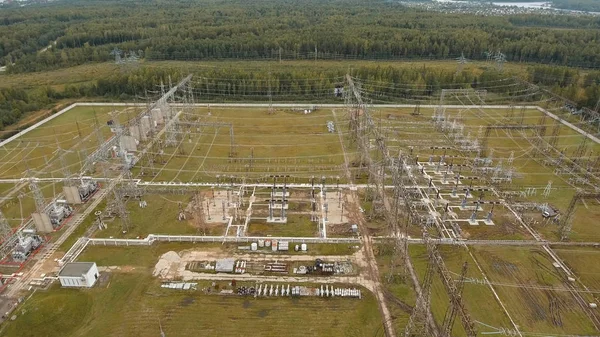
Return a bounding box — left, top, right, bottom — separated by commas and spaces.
152, 249, 378, 291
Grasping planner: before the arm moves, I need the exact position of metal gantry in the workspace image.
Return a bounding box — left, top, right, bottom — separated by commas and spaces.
559, 192, 600, 241
426, 236, 477, 337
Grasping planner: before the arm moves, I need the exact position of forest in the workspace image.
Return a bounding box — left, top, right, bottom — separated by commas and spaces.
2, 0, 600, 73
1, 0, 600, 134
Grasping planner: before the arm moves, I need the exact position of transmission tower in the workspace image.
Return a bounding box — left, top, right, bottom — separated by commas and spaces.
229, 125, 237, 158
29, 177, 46, 214
543, 180, 552, 198
456, 53, 468, 74
426, 236, 477, 337
58, 150, 72, 184
0, 210, 13, 242
548, 119, 561, 148
506, 103, 515, 120
112, 188, 130, 232
494, 51, 506, 72
537, 113, 547, 139
484, 50, 493, 63
519, 106, 526, 125
508, 151, 514, 165
411, 103, 422, 116
110, 47, 123, 64
164, 115, 180, 147
559, 192, 600, 240
405, 256, 434, 337
572, 136, 589, 165
441, 262, 469, 336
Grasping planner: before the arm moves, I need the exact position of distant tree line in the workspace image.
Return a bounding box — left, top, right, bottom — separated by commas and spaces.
3, 0, 600, 72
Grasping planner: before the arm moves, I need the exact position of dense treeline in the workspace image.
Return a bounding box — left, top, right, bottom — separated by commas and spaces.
3, 62, 599, 136
3, 0, 600, 72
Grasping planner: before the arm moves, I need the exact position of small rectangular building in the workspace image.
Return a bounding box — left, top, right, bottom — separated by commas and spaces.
215, 258, 235, 273
58, 262, 99, 288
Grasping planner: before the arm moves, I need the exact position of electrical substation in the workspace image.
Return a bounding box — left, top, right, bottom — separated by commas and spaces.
0, 72, 600, 337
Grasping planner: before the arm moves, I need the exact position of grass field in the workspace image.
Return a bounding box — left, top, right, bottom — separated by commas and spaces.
407, 244, 599, 336
0, 104, 138, 179
409, 244, 516, 336
93, 194, 205, 239
553, 246, 600, 290
1, 271, 382, 337
131, 106, 350, 182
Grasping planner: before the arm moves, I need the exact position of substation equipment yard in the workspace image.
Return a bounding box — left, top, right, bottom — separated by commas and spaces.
0, 74, 600, 337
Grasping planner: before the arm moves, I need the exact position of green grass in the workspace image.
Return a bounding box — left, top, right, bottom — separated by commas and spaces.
77, 242, 201, 267
470, 246, 597, 335
94, 194, 201, 239
1, 182, 61, 229
373, 242, 417, 335
409, 244, 514, 336
2, 271, 383, 337
405, 244, 599, 335
133, 106, 349, 182
553, 246, 600, 290
0, 104, 137, 179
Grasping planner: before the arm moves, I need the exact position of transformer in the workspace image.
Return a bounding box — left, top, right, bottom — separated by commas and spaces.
78, 179, 99, 202
12, 234, 43, 263
48, 201, 73, 227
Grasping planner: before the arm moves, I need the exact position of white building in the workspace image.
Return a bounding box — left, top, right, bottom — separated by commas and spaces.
58, 262, 99, 288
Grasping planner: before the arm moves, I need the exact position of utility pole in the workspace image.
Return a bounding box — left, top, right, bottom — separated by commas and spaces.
229, 125, 237, 159
268, 68, 274, 114
75, 119, 82, 138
